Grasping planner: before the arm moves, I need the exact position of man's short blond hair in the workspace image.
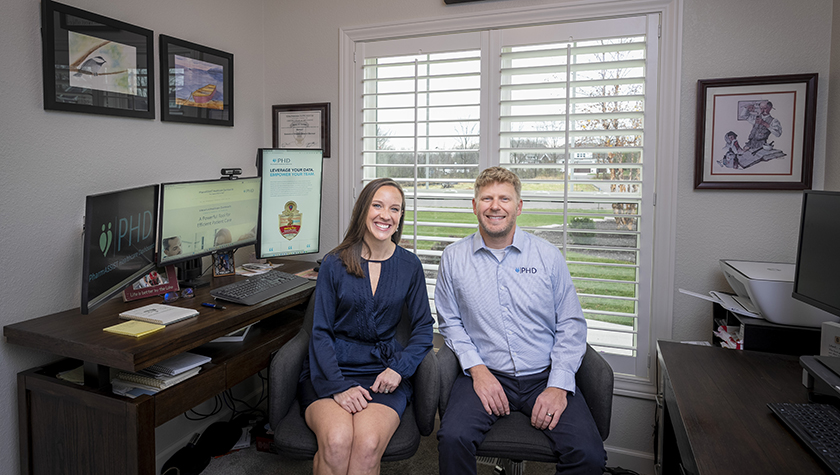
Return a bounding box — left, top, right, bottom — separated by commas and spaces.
474, 167, 521, 200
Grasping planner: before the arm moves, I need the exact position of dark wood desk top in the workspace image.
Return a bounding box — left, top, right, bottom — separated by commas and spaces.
657, 340, 827, 474
4, 261, 316, 372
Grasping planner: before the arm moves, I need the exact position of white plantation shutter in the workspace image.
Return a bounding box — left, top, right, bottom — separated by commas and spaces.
493, 17, 656, 376
357, 34, 484, 312
350, 15, 659, 378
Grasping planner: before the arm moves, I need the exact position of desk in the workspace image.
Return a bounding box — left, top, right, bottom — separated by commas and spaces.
656, 340, 827, 474
5, 261, 316, 475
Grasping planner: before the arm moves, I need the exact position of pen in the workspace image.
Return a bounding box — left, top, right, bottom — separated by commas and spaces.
202, 302, 226, 310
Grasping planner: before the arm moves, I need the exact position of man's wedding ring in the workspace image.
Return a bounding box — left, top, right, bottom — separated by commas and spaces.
546, 412, 554, 417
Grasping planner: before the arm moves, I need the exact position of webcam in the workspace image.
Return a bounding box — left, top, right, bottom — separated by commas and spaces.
220, 168, 242, 180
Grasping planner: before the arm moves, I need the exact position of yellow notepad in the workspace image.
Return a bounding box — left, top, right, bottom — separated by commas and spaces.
104, 320, 165, 337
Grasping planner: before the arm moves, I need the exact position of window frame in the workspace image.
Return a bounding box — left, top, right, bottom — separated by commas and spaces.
339, 0, 682, 394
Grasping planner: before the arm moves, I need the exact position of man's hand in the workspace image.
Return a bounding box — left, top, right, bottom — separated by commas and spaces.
469, 365, 510, 416
332, 386, 372, 414
371, 368, 402, 394
531, 387, 567, 431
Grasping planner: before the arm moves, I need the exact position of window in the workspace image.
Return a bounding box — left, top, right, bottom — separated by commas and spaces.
341, 5, 679, 385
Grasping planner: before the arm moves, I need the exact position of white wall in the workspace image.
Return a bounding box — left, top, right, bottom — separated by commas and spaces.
675, 0, 833, 341
1, 0, 836, 473
0, 0, 267, 472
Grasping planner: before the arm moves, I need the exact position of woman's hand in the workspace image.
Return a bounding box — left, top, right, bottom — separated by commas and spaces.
371, 368, 402, 394
332, 386, 372, 414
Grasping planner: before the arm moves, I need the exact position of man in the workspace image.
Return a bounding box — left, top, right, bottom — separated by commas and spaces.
436, 167, 605, 475
744, 100, 782, 151
163, 236, 182, 257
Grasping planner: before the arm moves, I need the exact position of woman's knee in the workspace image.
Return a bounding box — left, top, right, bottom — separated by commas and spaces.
318, 426, 354, 464
353, 430, 388, 462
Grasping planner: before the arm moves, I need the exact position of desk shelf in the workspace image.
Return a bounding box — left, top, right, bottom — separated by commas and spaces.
7, 260, 315, 475
712, 303, 821, 356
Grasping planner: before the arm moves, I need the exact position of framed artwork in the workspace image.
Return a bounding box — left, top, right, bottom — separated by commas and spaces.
695, 73, 818, 190
159, 35, 233, 126
213, 251, 235, 277
41, 0, 155, 118
122, 266, 179, 302
272, 103, 331, 157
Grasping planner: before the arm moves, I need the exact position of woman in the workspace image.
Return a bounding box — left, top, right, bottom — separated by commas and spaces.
300, 178, 434, 475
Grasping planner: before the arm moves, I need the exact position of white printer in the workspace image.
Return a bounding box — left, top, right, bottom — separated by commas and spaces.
720, 259, 840, 328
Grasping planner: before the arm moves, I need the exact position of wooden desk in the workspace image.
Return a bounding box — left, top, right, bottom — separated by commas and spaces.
656, 340, 827, 474
5, 261, 315, 475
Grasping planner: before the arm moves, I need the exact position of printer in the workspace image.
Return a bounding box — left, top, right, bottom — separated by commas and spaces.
720, 259, 840, 328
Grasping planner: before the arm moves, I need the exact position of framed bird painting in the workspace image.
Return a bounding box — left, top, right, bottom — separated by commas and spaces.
41, 0, 155, 119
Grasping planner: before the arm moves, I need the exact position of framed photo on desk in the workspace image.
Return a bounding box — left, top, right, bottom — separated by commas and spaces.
122, 266, 179, 302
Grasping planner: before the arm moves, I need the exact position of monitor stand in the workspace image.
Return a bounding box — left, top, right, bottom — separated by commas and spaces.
176, 258, 211, 288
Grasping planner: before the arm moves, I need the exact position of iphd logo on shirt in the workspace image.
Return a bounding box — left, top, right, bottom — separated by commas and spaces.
516, 267, 538, 274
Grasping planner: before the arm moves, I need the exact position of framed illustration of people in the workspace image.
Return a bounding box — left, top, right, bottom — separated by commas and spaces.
694, 73, 818, 190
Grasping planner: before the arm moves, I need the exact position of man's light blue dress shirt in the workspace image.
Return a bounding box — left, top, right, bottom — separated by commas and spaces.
435, 227, 587, 393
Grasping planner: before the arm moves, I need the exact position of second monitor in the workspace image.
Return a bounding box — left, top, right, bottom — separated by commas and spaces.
256, 149, 324, 259
158, 176, 261, 284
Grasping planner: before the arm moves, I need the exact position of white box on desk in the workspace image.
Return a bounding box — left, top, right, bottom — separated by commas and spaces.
820, 321, 840, 356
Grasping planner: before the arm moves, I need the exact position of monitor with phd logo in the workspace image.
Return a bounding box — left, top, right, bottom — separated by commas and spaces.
81, 184, 159, 314
256, 148, 324, 259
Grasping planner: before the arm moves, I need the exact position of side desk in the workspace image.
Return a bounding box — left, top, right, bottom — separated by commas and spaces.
656, 340, 827, 474
4, 260, 316, 475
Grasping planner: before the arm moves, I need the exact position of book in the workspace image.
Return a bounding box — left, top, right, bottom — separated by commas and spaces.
210, 324, 253, 343
140, 351, 212, 377
115, 366, 202, 390
119, 304, 199, 325
111, 379, 159, 397
103, 320, 165, 337
56, 366, 84, 385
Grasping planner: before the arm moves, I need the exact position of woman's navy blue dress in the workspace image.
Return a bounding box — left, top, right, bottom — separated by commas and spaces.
299, 246, 434, 416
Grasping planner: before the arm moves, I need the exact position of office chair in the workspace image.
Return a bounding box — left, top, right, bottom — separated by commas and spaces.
437, 343, 613, 473
268, 295, 439, 461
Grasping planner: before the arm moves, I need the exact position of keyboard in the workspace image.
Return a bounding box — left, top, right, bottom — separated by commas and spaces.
210, 270, 310, 305
768, 402, 840, 474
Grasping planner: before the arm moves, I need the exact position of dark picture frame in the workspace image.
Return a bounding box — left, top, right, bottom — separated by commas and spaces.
272, 103, 331, 157
695, 73, 818, 190
41, 0, 155, 118
159, 35, 233, 126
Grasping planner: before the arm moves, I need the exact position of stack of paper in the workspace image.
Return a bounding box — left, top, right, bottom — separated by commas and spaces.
111, 352, 211, 398
140, 352, 212, 377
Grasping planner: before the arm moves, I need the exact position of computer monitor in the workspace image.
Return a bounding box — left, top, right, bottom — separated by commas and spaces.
81, 184, 159, 314
792, 190, 840, 318
256, 149, 324, 259
157, 177, 261, 285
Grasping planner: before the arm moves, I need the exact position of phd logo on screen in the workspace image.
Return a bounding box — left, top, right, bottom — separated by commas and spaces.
98, 211, 155, 256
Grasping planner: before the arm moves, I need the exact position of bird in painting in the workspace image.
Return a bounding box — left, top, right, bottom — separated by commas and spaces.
74, 56, 107, 77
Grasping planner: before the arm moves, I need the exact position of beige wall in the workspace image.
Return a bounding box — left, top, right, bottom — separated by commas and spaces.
0, 0, 835, 473
0, 0, 268, 471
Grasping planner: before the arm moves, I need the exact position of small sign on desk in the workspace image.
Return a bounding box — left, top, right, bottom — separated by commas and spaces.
821, 321, 840, 356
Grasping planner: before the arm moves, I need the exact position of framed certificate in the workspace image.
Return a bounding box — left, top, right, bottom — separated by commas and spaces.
272, 103, 330, 157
